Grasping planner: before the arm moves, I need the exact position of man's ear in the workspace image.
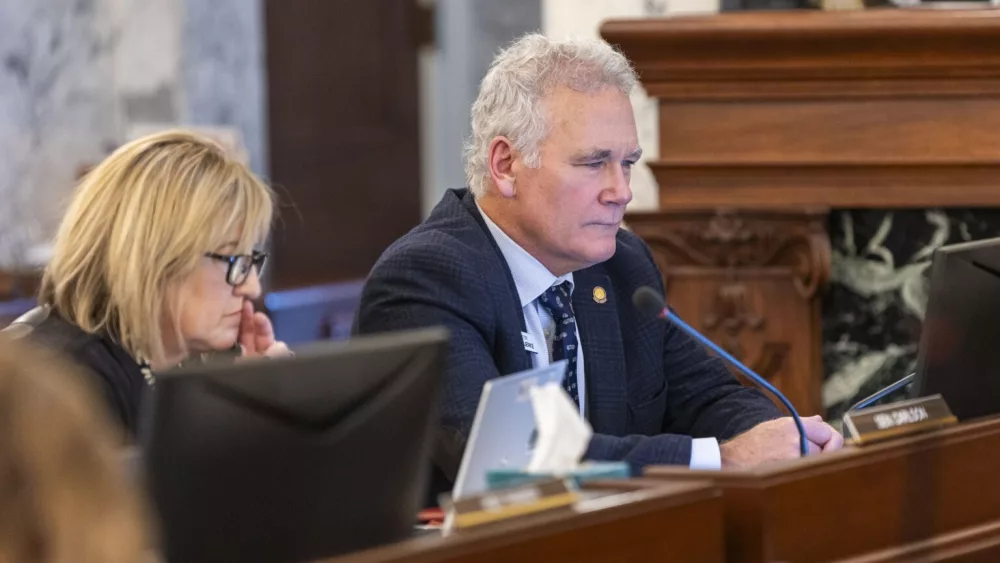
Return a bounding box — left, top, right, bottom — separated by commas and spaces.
487, 136, 517, 198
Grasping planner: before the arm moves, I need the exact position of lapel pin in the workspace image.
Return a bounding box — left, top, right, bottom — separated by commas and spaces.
593, 286, 607, 304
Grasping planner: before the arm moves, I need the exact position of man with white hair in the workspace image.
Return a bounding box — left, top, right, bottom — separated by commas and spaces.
356, 33, 842, 494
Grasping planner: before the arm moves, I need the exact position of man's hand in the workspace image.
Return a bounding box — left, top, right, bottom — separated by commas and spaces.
719, 416, 844, 469
238, 300, 292, 358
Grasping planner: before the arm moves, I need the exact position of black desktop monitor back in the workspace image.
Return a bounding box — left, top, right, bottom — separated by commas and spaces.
140, 327, 448, 563
914, 238, 1000, 421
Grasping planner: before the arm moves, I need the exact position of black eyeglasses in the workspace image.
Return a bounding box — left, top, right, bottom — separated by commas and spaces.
205, 250, 268, 286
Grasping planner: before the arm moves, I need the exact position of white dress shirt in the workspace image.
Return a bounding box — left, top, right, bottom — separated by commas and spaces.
477, 204, 721, 470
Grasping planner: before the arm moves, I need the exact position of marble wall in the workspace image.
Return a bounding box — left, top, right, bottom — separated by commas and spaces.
822, 209, 1000, 417
181, 0, 267, 176
0, 0, 266, 269
0, 0, 119, 267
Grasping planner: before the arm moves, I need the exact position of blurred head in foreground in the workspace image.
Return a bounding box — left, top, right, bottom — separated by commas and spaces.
0, 336, 151, 563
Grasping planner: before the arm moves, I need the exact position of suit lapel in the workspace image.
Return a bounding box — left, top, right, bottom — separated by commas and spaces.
573, 268, 627, 435
461, 191, 532, 372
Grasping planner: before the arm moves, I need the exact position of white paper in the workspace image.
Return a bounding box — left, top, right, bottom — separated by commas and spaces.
526, 382, 592, 473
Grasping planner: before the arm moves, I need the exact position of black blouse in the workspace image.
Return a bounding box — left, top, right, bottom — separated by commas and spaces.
28, 312, 148, 436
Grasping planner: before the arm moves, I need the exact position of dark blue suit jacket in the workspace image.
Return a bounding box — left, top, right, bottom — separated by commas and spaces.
356, 189, 781, 488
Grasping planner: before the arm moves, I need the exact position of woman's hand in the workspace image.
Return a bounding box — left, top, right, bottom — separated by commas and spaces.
238, 300, 292, 358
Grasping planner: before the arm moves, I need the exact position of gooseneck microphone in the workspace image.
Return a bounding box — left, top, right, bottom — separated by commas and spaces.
848, 373, 915, 412
632, 286, 809, 458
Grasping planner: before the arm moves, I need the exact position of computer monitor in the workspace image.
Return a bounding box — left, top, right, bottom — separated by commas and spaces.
913, 237, 1000, 421
139, 327, 448, 563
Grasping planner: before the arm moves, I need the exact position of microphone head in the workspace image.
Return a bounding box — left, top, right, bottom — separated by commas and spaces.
632, 286, 667, 318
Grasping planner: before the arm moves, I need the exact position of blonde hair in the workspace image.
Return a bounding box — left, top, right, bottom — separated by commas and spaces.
40, 129, 274, 365
465, 33, 637, 197
0, 336, 151, 563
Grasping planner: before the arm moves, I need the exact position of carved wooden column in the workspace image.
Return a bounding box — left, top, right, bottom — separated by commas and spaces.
604, 10, 1000, 416
627, 210, 830, 415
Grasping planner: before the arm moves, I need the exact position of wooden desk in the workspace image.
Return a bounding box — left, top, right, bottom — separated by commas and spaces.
644, 417, 1000, 562
829, 519, 1000, 563
322, 481, 724, 563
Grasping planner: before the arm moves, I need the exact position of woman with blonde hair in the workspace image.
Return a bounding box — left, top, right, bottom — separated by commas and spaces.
0, 336, 150, 563
28, 129, 289, 435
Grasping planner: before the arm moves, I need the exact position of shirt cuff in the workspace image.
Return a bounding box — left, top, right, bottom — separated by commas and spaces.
689, 437, 722, 470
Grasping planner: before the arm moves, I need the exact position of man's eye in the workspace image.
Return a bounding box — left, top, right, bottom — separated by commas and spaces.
584, 161, 604, 169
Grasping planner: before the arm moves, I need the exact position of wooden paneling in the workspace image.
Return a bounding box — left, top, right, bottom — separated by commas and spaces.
652, 97, 1000, 209
657, 99, 1000, 163
627, 209, 828, 415
265, 0, 422, 289
650, 163, 1000, 209
604, 10, 1000, 414
601, 10, 1000, 102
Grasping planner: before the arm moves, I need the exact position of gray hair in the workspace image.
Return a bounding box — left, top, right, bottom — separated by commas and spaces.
464, 33, 638, 197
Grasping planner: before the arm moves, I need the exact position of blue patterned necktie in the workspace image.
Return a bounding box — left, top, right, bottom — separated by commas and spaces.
537, 281, 580, 409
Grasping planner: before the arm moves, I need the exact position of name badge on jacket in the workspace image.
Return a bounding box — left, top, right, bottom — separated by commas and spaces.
521, 332, 539, 354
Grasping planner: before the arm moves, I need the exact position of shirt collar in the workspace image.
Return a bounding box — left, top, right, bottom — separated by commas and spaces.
476, 201, 574, 308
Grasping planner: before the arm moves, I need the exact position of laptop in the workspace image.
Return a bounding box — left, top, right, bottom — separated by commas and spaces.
450, 360, 569, 501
